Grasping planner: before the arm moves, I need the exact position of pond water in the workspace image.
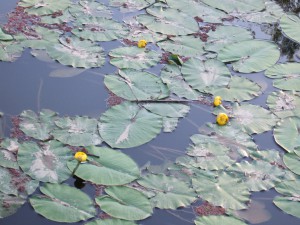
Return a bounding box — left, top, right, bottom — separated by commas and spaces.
0, 1, 300, 225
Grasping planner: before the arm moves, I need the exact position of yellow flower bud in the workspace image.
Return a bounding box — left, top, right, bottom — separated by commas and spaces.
216, 113, 229, 126
213, 96, 222, 107
74, 151, 87, 162
137, 40, 147, 48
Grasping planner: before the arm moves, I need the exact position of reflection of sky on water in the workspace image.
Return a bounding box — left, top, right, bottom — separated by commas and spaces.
0, 1, 300, 225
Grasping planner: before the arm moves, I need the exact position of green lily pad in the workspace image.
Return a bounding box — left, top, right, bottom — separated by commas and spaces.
30, 183, 96, 222
161, 65, 202, 100
162, 117, 179, 132
280, 14, 300, 44
195, 215, 247, 225
193, 172, 250, 210
99, 101, 163, 148
267, 91, 300, 119
0, 28, 13, 41
283, 153, 300, 175
137, 174, 197, 209
19, 0, 71, 15
19, 109, 58, 141
72, 17, 129, 42
41, 9, 74, 24
104, 69, 169, 101
86, 219, 137, 225
274, 116, 300, 153
69, 0, 112, 18
18, 140, 73, 183
51, 116, 102, 146
95, 186, 153, 221
158, 36, 205, 57
218, 40, 280, 73
67, 146, 140, 185
207, 76, 261, 102
0, 40, 24, 62
137, 7, 199, 35
143, 103, 190, 118
201, 0, 265, 13
181, 58, 231, 93
0, 194, 25, 219
47, 36, 105, 68
109, 0, 154, 12
265, 63, 300, 91
274, 178, 300, 218
0, 138, 19, 169
205, 26, 253, 53
109, 46, 161, 69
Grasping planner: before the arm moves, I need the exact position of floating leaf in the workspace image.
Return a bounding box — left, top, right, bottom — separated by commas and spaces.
104, 69, 169, 101
41, 9, 74, 24
49, 67, 87, 78
47, 36, 105, 68
201, 0, 265, 13
205, 26, 253, 53
161, 65, 201, 100
95, 186, 153, 221
19, 109, 58, 141
67, 146, 140, 185
109, 0, 154, 12
158, 36, 205, 57
51, 116, 102, 146
143, 103, 190, 118
99, 101, 162, 148
193, 172, 250, 210
274, 178, 300, 218
267, 91, 300, 119
18, 141, 73, 183
265, 63, 300, 91
19, 0, 70, 15
195, 215, 247, 225
218, 40, 280, 73
109, 46, 161, 69
86, 219, 137, 225
0, 28, 13, 41
280, 14, 300, 44
0, 194, 25, 219
30, 183, 96, 222
274, 116, 300, 153
69, 1, 112, 18
207, 76, 261, 102
283, 153, 300, 175
181, 58, 231, 93
228, 160, 285, 191
0, 40, 24, 62
162, 117, 179, 132
137, 7, 199, 35
72, 17, 129, 42
137, 174, 197, 209
0, 138, 19, 169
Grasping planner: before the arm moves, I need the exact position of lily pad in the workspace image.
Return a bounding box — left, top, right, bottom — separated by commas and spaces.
72, 17, 129, 42
30, 183, 96, 222
207, 76, 261, 102
69, 1, 112, 18
283, 153, 300, 175
158, 36, 205, 57
280, 14, 300, 44
201, 0, 265, 13
143, 103, 190, 118
41, 9, 74, 24
195, 215, 247, 225
267, 91, 300, 119
265, 63, 300, 91
0, 40, 24, 62
67, 146, 140, 185
51, 116, 102, 146
19, 109, 58, 141
104, 69, 169, 101
181, 58, 231, 93
0, 28, 13, 41
86, 219, 137, 225
137, 174, 197, 209
161, 65, 201, 100
274, 178, 300, 218
274, 116, 300, 153
0, 194, 25, 219
193, 172, 250, 210
19, 0, 71, 15
18, 140, 73, 183
205, 26, 253, 53
95, 186, 153, 221
99, 101, 163, 148
0, 139, 19, 169
218, 40, 280, 73
109, 0, 154, 12
47, 36, 105, 68
109, 46, 161, 70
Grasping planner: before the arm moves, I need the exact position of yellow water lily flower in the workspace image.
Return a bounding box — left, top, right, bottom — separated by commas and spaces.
74, 151, 87, 162
138, 39, 147, 48
213, 96, 222, 107
216, 113, 229, 126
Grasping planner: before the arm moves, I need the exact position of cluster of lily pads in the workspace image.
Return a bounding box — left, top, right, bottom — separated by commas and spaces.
1, 0, 300, 225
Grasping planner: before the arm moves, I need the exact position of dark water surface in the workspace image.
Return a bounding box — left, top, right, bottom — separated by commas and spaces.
0, 1, 300, 225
